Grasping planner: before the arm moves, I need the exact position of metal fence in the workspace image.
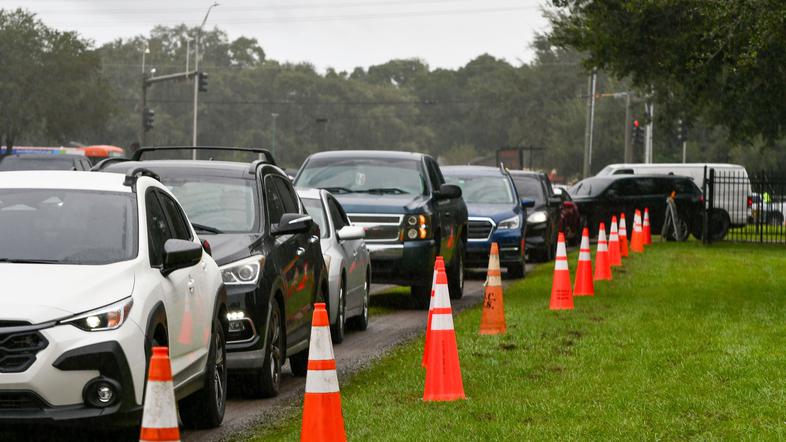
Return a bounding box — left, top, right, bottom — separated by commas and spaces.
703, 168, 786, 244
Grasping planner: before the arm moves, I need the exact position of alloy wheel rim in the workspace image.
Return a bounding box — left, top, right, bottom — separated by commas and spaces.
270, 309, 281, 385
214, 331, 226, 410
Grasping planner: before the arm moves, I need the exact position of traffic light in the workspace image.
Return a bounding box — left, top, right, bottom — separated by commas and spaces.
632, 119, 644, 148
198, 71, 208, 93
676, 119, 688, 142
143, 107, 155, 132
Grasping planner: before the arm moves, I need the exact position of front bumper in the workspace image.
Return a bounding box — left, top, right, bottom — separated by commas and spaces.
225, 284, 266, 370
466, 228, 524, 267
525, 221, 549, 251
0, 321, 146, 424
365, 240, 436, 287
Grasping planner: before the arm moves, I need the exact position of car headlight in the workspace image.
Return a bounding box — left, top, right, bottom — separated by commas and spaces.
527, 211, 548, 224
498, 215, 521, 230
220, 255, 265, 285
403, 214, 430, 240
61, 297, 133, 332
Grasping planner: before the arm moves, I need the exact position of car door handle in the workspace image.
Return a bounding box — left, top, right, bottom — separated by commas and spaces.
296, 247, 306, 256
309, 235, 319, 244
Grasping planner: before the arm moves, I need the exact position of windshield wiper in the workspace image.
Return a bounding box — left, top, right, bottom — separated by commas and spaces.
0, 258, 64, 264
322, 186, 354, 194
192, 223, 223, 234
362, 187, 409, 195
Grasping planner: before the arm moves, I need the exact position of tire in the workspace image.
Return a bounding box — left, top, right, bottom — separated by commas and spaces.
289, 348, 309, 377
348, 268, 370, 331
330, 280, 346, 344
507, 262, 525, 279
411, 285, 430, 310
180, 316, 227, 429
244, 297, 283, 398
768, 212, 784, 226
448, 242, 465, 300
692, 209, 730, 241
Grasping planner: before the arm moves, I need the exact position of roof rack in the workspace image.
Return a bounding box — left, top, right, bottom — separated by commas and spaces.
91, 157, 130, 171
123, 167, 161, 190
132, 146, 276, 166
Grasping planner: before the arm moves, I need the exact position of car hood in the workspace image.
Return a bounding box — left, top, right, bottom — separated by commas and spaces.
202, 233, 262, 266
0, 261, 136, 324
334, 193, 430, 214
466, 203, 520, 222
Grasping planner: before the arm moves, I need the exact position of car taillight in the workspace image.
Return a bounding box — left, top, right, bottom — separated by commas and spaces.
698, 195, 705, 204
202, 239, 212, 256
747, 196, 753, 207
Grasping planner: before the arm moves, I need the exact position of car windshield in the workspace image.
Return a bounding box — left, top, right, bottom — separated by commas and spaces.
0, 189, 137, 265
444, 175, 514, 204
296, 157, 426, 195
0, 156, 78, 171
301, 197, 329, 238
160, 174, 259, 233
512, 176, 545, 205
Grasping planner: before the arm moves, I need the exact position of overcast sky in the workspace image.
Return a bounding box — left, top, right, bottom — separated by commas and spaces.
1, 0, 551, 71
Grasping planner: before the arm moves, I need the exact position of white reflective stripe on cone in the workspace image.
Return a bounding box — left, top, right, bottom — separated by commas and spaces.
487, 275, 502, 286
141, 381, 178, 429
431, 313, 454, 331
433, 285, 451, 308
554, 258, 569, 271
308, 327, 334, 361
579, 250, 591, 260
597, 241, 608, 252
556, 240, 567, 258
305, 369, 340, 393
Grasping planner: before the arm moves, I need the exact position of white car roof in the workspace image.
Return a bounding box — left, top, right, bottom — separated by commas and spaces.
296, 188, 323, 200
0, 171, 132, 193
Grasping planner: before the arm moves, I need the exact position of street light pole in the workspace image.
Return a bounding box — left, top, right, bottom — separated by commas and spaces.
582, 69, 597, 178
271, 113, 279, 160
192, 2, 219, 158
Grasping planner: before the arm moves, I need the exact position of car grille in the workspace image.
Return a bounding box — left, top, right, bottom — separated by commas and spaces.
0, 325, 48, 374
347, 213, 403, 242
0, 392, 45, 411
468, 218, 495, 241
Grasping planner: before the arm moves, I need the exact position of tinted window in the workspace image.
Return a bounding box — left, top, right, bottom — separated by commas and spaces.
274, 177, 300, 214
670, 179, 700, 195
635, 178, 658, 195
296, 156, 426, 195
265, 175, 285, 226
425, 159, 444, 189
0, 156, 79, 171
444, 174, 515, 204
512, 175, 546, 205
157, 193, 193, 241
609, 179, 641, 196
302, 197, 329, 238
0, 189, 137, 265
327, 197, 348, 230
146, 191, 172, 267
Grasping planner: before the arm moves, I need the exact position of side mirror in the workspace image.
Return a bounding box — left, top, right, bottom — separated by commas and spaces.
272, 213, 313, 236
162, 239, 203, 276
548, 196, 562, 207
337, 225, 365, 241
520, 198, 535, 209
436, 184, 462, 200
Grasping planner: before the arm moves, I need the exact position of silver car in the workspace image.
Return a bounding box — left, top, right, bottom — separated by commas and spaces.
297, 188, 371, 343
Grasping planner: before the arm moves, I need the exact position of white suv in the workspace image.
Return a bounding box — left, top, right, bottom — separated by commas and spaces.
0, 170, 227, 428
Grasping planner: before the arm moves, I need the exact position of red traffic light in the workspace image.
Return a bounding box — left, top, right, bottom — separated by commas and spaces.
633, 120, 640, 128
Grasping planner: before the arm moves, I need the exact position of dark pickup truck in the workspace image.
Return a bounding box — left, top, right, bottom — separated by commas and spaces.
295, 150, 467, 307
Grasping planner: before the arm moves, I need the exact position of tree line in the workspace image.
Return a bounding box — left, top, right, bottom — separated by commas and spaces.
1, 7, 783, 181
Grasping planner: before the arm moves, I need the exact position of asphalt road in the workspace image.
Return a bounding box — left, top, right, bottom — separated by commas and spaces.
0, 269, 525, 441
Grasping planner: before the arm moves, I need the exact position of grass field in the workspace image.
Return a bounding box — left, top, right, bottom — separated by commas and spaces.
249, 241, 786, 441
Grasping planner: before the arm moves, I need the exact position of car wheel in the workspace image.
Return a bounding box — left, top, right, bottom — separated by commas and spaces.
348, 268, 370, 331
448, 242, 465, 300
411, 285, 430, 310
330, 281, 346, 344
507, 262, 525, 279
244, 297, 283, 398
180, 316, 227, 429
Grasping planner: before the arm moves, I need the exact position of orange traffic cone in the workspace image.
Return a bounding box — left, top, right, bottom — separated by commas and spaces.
573, 227, 594, 296
423, 269, 465, 401
630, 210, 645, 253
301, 303, 347, 442
422, 256, 445, 368
643, 208, 652, 245
619, 213, 629, 257
549, 232, 574, 310
139, 347, 180, 442
480, 243, 505, 334
594, 223, 612, 281
609, 216, 622, 267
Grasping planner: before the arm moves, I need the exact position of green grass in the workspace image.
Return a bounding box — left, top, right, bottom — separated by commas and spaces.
249, 242, 786, 441
368, 286, 416, 316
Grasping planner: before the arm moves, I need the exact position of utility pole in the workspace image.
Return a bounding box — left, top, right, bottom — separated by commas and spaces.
271, 113, 279, 160
644, 101, 654, 163
192, 2, 219, 158
140, 42, 150, 146
624, 93, 633, 162
583, 69, 597, 178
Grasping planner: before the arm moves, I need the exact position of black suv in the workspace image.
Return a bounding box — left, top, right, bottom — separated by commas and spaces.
294, 150, 467, 307
509, 171, 562, 261
569, 174, 704, 236
95, 147, 327, 398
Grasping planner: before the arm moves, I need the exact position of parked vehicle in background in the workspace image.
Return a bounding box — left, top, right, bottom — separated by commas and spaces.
569, 174, 704, 237
79, 145, 126, 165
295, 150, 467, 308
97, 147, 327, 398
751, 192, 786, 226
441, 165, 532, 278
298, 188, 371, 343
0, 153, 92, 171
597, 163, 750, 238
508, 170, 562, 261
553, 186, 581, 245
0, 170, 228, 428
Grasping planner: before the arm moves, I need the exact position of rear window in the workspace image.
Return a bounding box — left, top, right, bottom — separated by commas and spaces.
444, 175, 514, 204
